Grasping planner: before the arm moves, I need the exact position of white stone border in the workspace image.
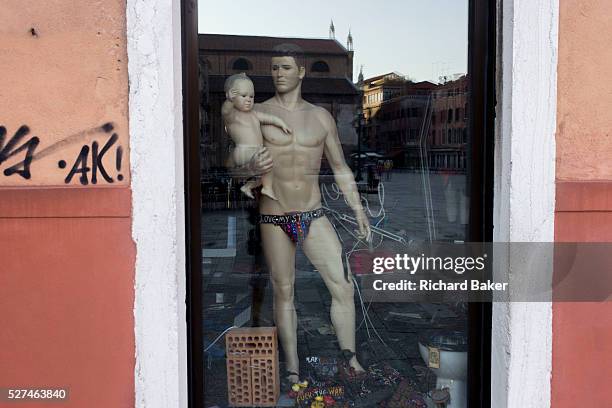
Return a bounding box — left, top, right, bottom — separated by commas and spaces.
127, 1, 188, 407
492, 0, 558, 407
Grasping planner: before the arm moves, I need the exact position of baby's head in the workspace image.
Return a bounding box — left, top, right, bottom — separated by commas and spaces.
224, 73, 255, 112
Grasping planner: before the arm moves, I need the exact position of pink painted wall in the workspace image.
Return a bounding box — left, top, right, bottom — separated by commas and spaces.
553, 0, 612, 406
556, 0, 612, 181
0, 1, 135, 407
0, 189, 135, 408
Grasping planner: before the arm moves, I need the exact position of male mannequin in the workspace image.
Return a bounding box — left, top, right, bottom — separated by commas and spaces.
237, 44, 370, 382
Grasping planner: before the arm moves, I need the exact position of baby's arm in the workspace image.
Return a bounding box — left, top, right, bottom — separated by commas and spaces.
222, 100, 235, 121
254, 111, 292, 134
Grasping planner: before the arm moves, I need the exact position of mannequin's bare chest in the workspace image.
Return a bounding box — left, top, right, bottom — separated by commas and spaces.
261, 109, 327, 149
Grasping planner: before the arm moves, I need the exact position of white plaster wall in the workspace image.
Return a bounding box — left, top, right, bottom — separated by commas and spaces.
492, 0, 558, 407
127, 0, 188, 407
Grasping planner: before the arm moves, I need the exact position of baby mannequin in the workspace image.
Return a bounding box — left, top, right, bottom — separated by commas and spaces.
222, 73, 291, 200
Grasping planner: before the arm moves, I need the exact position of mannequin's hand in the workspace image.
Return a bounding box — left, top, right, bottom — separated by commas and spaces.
355, 209, 371, 242
281, 124, 293, 134
247, 147, 273, 176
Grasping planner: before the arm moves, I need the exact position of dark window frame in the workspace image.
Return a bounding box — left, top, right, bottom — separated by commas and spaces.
311, 60, 330, 73
181, 0, 202, 406
182, 0, 496, 406
466, 0, 495, 406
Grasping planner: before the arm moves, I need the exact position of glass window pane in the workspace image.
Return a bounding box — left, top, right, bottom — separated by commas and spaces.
198, 1, 470, 406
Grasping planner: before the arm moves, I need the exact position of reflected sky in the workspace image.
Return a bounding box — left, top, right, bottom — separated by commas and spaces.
198, 0, 468, 82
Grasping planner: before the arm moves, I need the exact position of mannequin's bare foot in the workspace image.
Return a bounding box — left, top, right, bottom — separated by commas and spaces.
281, 367, 300, 392
282, 360, 300, 386
286, 371, 300, 384
261, 187, 278, 201
240, 184, 255, 199
349, 355, 365, 373
340, 349, 366, 381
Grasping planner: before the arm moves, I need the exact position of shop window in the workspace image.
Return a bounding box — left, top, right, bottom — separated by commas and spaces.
187, 1, 495, 407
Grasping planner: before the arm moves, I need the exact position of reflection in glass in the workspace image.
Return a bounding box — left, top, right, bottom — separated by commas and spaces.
198, 2, 470, 406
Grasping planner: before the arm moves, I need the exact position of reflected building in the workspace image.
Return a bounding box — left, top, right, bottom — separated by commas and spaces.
198, 33, 360, 172
359, 72, 468, 173
430, 75, 468, 173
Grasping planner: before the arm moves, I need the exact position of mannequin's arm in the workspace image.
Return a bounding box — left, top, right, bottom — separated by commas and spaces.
225, 146, 273, 177
322, 111, 371, 240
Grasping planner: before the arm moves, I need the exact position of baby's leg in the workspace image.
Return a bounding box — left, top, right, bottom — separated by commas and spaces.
260, 172, 277, 201
240, 178, 261, 199
232, 144, 260, 167
234, 144, 277, 200
233, 145, 270, 200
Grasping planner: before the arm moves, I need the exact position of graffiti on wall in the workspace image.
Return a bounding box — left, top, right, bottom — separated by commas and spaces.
0, 122, 125, 185
0, 125, 40, 179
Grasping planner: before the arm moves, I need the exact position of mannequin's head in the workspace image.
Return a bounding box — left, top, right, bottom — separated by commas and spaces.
271, 43, 306, 94
224, 73, 255, 112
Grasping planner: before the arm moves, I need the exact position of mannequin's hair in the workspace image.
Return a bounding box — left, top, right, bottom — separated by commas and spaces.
224, 72, 252, 93
272, 43, 305, 68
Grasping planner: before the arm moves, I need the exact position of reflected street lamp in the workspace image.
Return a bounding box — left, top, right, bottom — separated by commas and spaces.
354, 112, 366, 182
